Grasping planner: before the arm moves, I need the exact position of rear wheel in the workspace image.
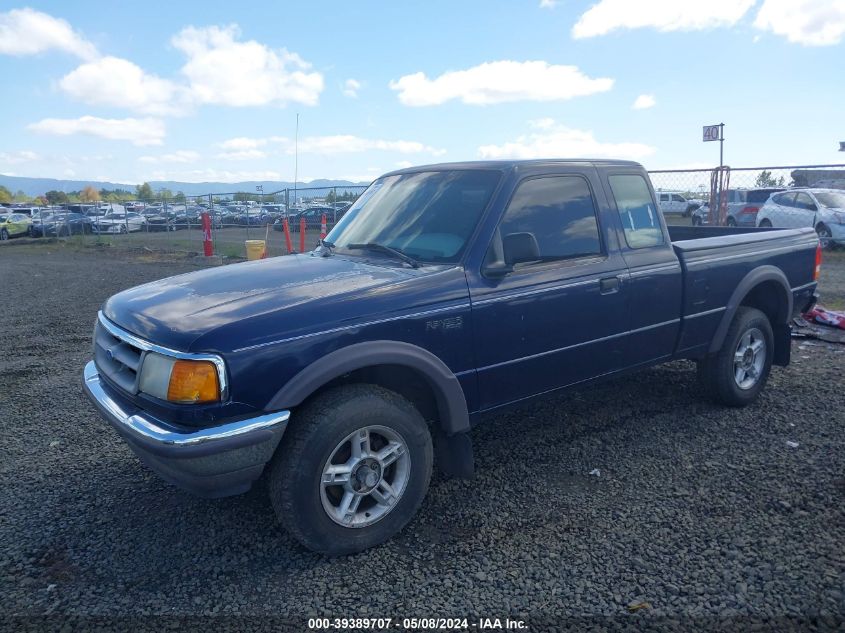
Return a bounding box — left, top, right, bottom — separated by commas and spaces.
726, 217, 737, 227
269, 384, 433, 555
816, 223, 833, 249
759, 219, 772, 228
697, 307, 773, 407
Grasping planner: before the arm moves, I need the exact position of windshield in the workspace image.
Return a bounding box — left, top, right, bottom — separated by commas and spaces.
326, 170, 501, 263
814, 191, 845, 209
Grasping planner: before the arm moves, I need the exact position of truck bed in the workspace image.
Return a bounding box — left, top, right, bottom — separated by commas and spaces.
666, 225, 819, 358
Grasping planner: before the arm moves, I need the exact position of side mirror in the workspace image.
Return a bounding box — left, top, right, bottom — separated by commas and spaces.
503, 232, 540, 265
482, 232, 541, 278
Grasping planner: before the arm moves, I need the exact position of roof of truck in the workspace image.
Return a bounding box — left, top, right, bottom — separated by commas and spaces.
384, 158, 643, 176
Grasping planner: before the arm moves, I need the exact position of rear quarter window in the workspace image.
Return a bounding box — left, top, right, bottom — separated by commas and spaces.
608, 175, 664, 249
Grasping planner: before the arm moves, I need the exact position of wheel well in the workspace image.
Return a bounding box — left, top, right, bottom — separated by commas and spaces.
740, 280, 788, 326
740, 280, 791, 365
304, 364, 440, 425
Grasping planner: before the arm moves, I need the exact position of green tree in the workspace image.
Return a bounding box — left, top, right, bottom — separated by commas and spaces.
14, 190, 30, 203
325, 189, 336, 204
0, 185, 12, 204
755, 170, 785, 188
173, 190, 186, 203
45, 190, 69, 204
136, 182, 154, 200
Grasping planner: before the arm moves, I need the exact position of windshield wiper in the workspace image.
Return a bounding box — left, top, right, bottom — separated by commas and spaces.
346, 242, 420, 268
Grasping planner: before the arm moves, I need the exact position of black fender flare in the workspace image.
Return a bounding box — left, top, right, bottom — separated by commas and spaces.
264, 340, 471, 435
708, 265, 792, 353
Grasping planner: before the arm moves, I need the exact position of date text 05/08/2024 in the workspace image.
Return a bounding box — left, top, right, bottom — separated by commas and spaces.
307, 617, 527, 630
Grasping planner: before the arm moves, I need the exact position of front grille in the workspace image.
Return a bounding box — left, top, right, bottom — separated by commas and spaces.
94, 320, 144, 394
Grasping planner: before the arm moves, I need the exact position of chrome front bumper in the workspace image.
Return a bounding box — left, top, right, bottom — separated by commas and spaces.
83, 361, 289, 498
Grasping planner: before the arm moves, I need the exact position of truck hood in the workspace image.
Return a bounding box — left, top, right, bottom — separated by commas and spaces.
103, 254, 418, 351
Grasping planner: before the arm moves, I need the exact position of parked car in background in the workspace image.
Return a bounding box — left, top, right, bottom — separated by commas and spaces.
0, 211, 33, 240
92, 211, 147, 234
30, 212, 93, 237
141, 209, 176, 232
757, 188, 845, 248
691, 188, 785, 227
296, 205, 336, 227
656, 191, 702, 216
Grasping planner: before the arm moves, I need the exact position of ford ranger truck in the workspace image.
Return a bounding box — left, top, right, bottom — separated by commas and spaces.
83, 160, 821, 555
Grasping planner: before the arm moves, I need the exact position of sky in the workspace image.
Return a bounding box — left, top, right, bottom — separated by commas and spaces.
0, 0, 844, 185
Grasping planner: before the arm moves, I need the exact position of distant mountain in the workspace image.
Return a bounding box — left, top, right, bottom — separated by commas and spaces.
0, 173, 370, 197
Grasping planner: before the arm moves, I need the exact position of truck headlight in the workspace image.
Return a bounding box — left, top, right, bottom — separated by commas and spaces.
139, 352, 221, 403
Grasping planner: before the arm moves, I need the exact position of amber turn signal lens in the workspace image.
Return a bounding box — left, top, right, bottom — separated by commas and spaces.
167, 360, 220, 403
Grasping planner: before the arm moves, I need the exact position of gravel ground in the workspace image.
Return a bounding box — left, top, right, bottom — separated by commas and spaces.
0, 243, 843, 631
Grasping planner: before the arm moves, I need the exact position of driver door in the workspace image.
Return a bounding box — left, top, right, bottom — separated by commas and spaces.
468, 170, 630, 411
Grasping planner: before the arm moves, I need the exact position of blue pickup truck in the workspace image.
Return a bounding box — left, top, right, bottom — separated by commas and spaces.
83, 160, 821, 554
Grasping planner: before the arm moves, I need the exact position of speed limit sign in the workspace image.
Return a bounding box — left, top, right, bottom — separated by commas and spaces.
703, 125, 721, 142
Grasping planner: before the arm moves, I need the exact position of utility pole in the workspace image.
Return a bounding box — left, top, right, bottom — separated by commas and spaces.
293, 113, 299, 210
719, 122, 725, 168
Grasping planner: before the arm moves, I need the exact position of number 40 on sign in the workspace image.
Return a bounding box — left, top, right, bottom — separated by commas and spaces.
703, 125, 722, 142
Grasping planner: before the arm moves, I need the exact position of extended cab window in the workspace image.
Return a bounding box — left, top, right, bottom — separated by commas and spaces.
608, 174, 664, 249
489, 175, 602, 267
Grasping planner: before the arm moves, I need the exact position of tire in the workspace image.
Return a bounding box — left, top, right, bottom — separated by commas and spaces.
691, 216, 701, 227
269, 384, 433, 555
726, 217, 737, 227
759, 219, 772, 228
119, 225, 127, 234
0, 229, 8, 241
697, 307, 773, 407
816, 223, 833, 249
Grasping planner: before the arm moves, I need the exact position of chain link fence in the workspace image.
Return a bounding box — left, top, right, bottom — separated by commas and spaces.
18, 185, 368, 258
650, 164, 845, 248
8, 163, 845, 256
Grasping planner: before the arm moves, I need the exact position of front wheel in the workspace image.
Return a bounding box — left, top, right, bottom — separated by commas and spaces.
726, 217, 737, 227
692, 216, 702, 227
816, 223, 833, 249
697, 307, 773, 407
269, 384, 433, 555
758, 219, 772, 228
0, 229, 8, 241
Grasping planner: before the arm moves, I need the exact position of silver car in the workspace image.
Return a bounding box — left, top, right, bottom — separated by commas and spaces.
691, 188, 784, 227
756, 188, 845, 248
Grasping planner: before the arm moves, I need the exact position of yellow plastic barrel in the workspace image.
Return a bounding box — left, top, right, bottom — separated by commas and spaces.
245, 240, 266, 260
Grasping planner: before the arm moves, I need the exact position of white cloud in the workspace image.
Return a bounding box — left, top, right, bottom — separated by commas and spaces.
0, 150, 39, 164
390, 60, 613, 106
145, 168, 285, 183
478, 120, 656, 161
214, 134, 443, 157
754, 0, 845, 46
171, 24, 323, 107
572, 0, 757, 38
28, 116, 165, 146
0, 8, 97, 59
529, 117, 557, 129
216, 149, 269, 160
343, 78, 361, 98
539, 0, 559, 7
279, 135, 446, 156
218, 137, 269, 150
396, 160, 414, 169
632, 94, 657, 109
138, 150, 199, 163
59, 56, 189, 116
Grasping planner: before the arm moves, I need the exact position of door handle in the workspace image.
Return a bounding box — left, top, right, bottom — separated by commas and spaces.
599, 276, 621, 294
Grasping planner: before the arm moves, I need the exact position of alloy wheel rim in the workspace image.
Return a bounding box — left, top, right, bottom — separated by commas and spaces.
733, 327, 766, 390
817, 227, 831, 248
320, 425, 411, 528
